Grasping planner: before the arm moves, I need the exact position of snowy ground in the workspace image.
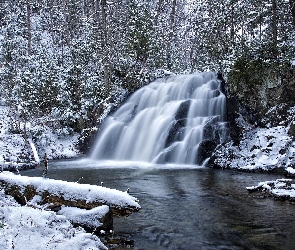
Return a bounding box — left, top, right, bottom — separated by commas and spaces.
0, 171, 140, 250
0, 188, 107, 250
213, 125, 295, 171
212, 103, 295, 174
0, 105, 80, 171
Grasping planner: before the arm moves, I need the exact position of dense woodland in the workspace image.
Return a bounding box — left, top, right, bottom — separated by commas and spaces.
0, 0, 295, 140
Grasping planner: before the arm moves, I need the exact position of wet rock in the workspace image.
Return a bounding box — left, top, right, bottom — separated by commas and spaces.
288, 124, 295, 139
175, 100, 190, 120
246, 179, 295, 203
197, 139, 219, 165
217, 71, 228, 96
164, 100, 191, 147
78, 128, 98, 154
99, 209, 113, 231
199, 116, 229, 165
226, 96, 259, 144
165, 119, 186, 147
103, 236, 134, 249
46, 204, 62, 212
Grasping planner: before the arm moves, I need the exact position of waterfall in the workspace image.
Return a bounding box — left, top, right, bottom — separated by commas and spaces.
91, 72, 227, 165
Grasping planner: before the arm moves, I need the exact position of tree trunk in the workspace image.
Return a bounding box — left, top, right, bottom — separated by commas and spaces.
167, 0, 177, 69
271, 0, 278, 57
26, 0, 32, 55
290, 0, 295, 27
101, 0, 110, 95
230, 2, 235, 42
154, 0, 164, 25
48, 0, 56, 44
62, 0, 71, 46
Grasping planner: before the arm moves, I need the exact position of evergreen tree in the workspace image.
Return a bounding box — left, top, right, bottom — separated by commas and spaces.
0, 0, 295, 142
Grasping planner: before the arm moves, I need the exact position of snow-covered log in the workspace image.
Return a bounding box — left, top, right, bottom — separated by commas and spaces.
0, 172, 140, 216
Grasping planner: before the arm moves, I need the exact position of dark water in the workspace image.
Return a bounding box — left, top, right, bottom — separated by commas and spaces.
24, 159, 295, 250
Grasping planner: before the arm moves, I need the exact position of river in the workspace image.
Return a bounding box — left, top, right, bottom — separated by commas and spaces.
24, 159, 295, 250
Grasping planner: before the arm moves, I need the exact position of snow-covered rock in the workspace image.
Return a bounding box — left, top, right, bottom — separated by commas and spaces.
211, 126, 294, 171
58, 205, 111, 230
246, 179, 295, 202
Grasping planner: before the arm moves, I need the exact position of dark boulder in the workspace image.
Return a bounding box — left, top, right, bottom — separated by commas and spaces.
197, 139, 219, 165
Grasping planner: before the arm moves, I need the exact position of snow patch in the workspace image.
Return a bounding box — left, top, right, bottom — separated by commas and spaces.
0, 202, 107, 250
28, 138, 40, 163
58, 205, 109, 229
286, 167, 295, 174
0, 105, 80, 170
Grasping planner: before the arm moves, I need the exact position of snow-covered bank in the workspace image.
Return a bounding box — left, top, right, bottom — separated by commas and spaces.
0, 205, 107, 250
0, 188, 107, 250
211, 125, 294, 172
0, 172, 141, 249
0, 105, 80, 171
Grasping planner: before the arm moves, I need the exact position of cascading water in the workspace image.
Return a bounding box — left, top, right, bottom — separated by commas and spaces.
91, 72, 227, 165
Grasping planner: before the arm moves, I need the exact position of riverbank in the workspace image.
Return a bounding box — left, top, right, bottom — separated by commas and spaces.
0, 171, 140, 250
0, 182, 107, 250
209, 108, 295, 175
0, 105, 80, 171
19, 165, 295, 249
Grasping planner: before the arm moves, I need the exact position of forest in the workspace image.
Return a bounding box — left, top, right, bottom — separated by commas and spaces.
0, 0, 295, 152
1, 2, 295, 249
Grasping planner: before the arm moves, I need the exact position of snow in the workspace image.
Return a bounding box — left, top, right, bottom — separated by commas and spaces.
0, 172, 141, 249
247, 179, 295, 201
213, 125, 293, 171
0, 171, 140, 209
0, 105, 80, 170
58, 205, 109, 229
28, 138, 40, 163
0, 190, 107, 250
286, 167, 295, 174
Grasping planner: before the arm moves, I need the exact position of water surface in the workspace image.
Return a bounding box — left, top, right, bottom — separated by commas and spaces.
24, 159, 295, 250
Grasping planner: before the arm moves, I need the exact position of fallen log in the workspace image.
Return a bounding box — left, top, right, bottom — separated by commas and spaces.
0, 171, 140, 217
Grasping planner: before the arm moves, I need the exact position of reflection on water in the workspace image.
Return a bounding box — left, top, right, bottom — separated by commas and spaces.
24, 159, 295, 250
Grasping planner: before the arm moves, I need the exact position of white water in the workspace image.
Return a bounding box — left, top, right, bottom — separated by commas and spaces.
91, 72, 226, 165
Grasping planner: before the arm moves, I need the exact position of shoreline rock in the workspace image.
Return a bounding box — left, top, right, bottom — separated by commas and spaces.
246, 179, 295, 203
